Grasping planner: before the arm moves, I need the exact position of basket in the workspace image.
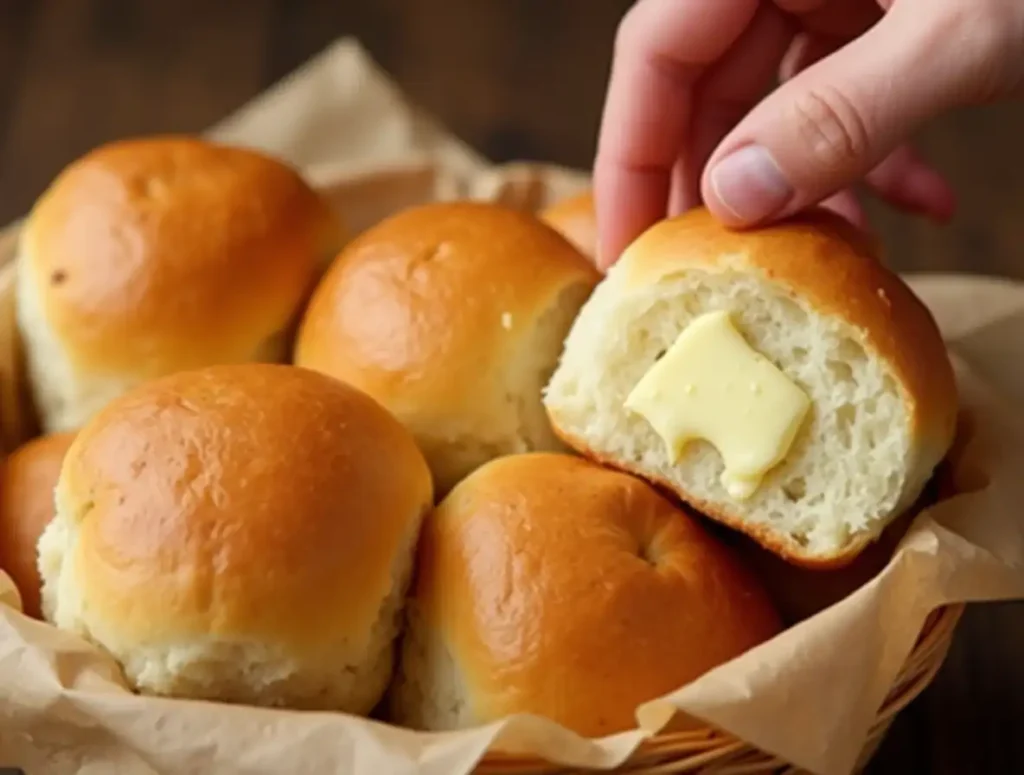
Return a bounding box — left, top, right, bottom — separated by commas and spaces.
472, 604, 962, 774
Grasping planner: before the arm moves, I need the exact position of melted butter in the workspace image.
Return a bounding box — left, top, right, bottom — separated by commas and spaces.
624, 310, 811, 500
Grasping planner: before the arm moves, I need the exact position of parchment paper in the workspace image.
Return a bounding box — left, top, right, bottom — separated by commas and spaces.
1, 38, 1023, 775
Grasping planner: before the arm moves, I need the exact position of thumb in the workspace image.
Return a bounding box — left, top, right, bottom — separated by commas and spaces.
700, 4, 978, 226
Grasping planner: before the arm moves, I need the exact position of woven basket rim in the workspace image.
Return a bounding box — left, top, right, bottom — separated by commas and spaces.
474, 603, 964, 774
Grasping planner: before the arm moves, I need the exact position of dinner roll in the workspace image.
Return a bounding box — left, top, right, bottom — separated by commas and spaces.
543, 207, 958, 568
38, 363, 432, 713
0, 432, 76, 618
295, 202, 601, 495
539, 190, 597, 261
390, 453, 781, 736
16, 136, 344, 434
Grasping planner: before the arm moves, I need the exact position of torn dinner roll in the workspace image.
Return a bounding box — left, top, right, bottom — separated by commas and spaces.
543, 207, 958, 567
294, 201, 601, 495
16, 136, 344, 434
390, 452, 782, 737
38, 363, 432, 713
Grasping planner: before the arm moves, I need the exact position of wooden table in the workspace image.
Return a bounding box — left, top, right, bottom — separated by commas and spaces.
0, 1, 1021, 772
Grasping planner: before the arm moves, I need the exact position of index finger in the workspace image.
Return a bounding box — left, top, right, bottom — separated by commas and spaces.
594, 0, 760, 268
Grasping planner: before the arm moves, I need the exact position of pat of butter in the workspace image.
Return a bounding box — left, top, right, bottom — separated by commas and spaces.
624, 310, 810, 500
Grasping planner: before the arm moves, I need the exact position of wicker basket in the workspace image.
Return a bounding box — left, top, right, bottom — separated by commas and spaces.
472, 604, 963, 774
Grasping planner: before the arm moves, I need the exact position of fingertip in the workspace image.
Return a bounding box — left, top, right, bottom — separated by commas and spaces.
595, 237, 618, 272
592, 199, 632, 271
595, 218, 640, 270
701, 144, 794, 227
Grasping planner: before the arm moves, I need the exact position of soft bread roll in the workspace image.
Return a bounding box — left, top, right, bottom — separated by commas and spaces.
16, 136, 345, 434
0, 432, 76, 618
294, 202, 601, 495
539, 190, 597, 261
390, 452, 782, 736
543, 208, 958, 567
38, 363, 432, 713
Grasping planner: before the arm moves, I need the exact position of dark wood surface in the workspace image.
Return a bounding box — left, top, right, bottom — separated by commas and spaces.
0, 2, 1021, 773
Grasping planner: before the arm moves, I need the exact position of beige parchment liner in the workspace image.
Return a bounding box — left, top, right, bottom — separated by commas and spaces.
0, 38, 1023, 775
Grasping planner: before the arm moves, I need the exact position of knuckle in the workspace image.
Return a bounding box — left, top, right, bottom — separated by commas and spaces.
789, 87, 872, 173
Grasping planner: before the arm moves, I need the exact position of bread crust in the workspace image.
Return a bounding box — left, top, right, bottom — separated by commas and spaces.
19, 136, 343, 379
48, 363, 432, 652
296, 201, 600, 417
295, 201, 600, 492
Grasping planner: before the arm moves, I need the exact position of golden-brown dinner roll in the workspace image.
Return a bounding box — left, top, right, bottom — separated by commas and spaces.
0, 431, 76, 619
539, 190, 597, 261
16, 136, 345, 434
295, 201, 601, 495
543, 207, 958, 568
390, 453, 782, 737
38, 363, 432, 713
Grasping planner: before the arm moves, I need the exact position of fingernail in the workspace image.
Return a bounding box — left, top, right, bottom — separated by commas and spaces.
710, 145, 793, 223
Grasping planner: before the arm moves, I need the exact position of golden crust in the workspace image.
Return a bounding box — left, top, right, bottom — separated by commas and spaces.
21, 136, 343, 376
410, 452, 781, 737
538, 190, 598, 261
0, 432, 76, 618
294, 201, 600, 447
59, 363, 432, 652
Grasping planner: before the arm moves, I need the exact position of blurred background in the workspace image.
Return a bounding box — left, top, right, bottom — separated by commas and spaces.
2, 0, 1024, 280
0, 1, 1021, 773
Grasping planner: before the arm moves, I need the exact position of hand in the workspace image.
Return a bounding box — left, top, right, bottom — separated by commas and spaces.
593, 0, 1024, 269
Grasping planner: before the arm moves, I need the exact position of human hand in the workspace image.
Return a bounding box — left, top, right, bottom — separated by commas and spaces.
593, 0, 1024, 269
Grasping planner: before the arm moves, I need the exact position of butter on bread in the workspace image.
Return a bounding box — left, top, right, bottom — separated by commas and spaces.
624, 309, 812, 500
543, 207, 958, 568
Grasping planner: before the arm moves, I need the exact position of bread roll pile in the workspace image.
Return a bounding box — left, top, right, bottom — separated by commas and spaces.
0, 137, 958, 737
